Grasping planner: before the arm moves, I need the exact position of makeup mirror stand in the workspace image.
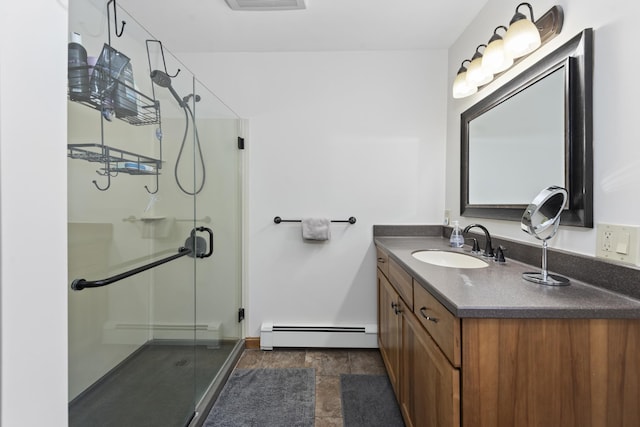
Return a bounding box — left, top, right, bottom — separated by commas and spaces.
521, 186, 570, 286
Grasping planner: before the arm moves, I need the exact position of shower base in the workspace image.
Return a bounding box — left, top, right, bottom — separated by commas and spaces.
69, 340, 238, 427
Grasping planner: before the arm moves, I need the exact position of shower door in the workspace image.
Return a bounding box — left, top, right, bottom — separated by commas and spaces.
67, 2, 242, 426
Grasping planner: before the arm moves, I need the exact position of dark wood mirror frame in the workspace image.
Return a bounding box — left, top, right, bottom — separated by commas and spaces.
460, 28, 593, 228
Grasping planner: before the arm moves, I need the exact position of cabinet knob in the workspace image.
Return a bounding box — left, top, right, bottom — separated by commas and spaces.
419, 307, 439, 323
377, 257, 386, 263
391, 302, 398, 309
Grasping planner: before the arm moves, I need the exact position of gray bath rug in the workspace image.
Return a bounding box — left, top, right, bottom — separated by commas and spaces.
204, 368, 315, 427
341, 374, 405, 427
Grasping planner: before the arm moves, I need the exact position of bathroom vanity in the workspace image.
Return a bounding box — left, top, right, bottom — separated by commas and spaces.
375, 233, 640, 427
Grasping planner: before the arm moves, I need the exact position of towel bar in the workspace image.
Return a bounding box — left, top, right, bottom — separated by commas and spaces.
274, 216, 356, 224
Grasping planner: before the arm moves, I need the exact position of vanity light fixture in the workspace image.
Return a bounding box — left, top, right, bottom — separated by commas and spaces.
452, 60, 478, 99
504, 2, 541, 58
452, 4, 563, 99
482, 26, 514, 74
465, 45, 494, 86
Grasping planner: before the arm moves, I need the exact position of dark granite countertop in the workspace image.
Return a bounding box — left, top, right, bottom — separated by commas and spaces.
375, 236, 640, 319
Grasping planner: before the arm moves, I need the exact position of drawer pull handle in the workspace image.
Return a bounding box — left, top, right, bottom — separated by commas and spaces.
419, 307, 439, 323
391, 302, 402, 315
377, 257, 386, 263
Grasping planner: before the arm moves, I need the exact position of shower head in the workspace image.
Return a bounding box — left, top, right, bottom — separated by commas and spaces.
150, 69, 185, 107
150, 69, 172, 87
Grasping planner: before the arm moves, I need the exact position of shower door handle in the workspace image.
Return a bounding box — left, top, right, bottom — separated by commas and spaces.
195, 226, 214, 258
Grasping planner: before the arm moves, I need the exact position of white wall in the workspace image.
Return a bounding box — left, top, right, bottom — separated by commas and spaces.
9, 1, 638, 423
0, 1, 69, 426
446, 0, 640, 256
182, 50, 448, 336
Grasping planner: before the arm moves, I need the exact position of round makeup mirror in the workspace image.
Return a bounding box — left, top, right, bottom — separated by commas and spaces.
521, 186, 570, 285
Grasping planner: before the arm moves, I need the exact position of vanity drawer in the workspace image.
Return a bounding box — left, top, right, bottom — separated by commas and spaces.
388, 258, 413, 310
414, 284, 460, 367
376, 247, 389, 278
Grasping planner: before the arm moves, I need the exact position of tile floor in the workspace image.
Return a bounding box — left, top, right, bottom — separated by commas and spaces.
234, 348, 389, 427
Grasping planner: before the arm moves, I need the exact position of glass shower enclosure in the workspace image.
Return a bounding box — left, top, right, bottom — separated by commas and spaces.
67, 2, 243, 426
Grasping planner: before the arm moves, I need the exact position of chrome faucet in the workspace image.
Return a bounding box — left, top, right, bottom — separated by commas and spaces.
463, 223, 494, 258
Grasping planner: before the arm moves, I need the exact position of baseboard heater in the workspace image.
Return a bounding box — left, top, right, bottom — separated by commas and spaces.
260, 321, 378, 350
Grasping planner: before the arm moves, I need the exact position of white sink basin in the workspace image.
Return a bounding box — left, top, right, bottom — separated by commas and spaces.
412, 250, 489, 269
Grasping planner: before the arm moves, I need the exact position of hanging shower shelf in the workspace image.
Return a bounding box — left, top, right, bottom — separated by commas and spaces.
68, 143, 162, 193
68, 143, 161, 173
67, 4, 165, 192
68, 65, 160, 126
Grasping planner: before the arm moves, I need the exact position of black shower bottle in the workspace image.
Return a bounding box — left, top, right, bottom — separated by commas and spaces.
68, 32, 90, 101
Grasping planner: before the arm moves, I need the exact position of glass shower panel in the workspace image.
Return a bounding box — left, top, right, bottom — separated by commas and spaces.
67, 2, 195, 426
148, 72, 244, 409
191, 79, 243, 404
68, 1, 243, 426
67, 0, 242, 426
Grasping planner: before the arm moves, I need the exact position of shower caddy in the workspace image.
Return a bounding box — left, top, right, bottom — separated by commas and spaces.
67, 0, 166, 193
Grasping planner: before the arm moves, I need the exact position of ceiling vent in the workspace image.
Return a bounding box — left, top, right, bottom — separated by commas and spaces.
224, 0, 306, 11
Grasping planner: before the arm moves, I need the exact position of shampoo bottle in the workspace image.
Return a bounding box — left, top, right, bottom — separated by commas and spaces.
68, 32, 90, 101
114, 62, 138, 118
450, 221, 464, 248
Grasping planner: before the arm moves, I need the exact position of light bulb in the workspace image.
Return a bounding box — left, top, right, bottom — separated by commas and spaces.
482, 27, 514, 74
466, 57, 493, 86
453, 72, 477, 98
465, 47, 493, 86
504, 3, 541, 58
452, 62, 477, 99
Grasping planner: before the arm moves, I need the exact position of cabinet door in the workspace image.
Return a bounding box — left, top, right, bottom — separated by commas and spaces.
402, 306, 460, 427
378, 270, 401, 397
462, 318, 640, 427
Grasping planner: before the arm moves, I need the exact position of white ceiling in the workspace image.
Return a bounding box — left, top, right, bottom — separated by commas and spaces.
117, 0, 488, 53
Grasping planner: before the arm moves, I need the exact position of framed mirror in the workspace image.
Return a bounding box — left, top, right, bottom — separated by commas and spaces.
460, 28, 593, 227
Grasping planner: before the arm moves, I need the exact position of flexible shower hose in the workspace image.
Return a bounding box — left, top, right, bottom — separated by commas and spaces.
174, 104, 206, 195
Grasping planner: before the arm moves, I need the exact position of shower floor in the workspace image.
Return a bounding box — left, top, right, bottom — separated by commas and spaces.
69, 341, 237, 427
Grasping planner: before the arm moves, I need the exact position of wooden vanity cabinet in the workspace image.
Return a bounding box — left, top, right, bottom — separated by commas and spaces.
462, 318, 640, 427
378, 270, 402, 397
377, 251, 460, 427
401, 301, 460, 427
376, 246, 640, 427
413, 282, 460, 367
376, 247, 389, 277
388, 257, 413, 311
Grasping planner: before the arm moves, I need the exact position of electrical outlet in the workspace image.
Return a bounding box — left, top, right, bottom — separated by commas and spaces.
596, 223, 640, 265
444, 210, 451, 226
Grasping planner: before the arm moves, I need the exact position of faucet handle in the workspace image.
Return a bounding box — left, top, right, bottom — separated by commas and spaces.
467, 237, 480, 253
494, 246, 506, 263
483, 241, 494, 258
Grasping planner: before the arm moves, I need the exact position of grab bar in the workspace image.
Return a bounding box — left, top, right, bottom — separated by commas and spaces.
273, 216, 356, 224
71, 247, 191, 291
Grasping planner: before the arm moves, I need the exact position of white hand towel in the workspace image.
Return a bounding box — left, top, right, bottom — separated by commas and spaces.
301, 218, 331, 241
